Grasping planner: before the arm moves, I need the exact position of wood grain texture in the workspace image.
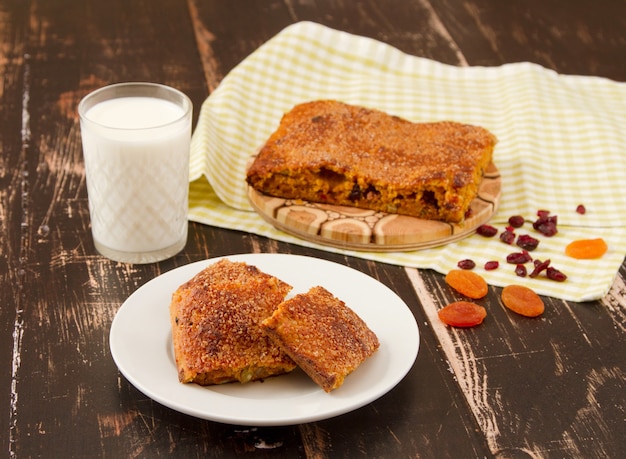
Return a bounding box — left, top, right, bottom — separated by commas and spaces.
434, 0, 626, 79
1, 2, 30, 457
1, 0, 624, 457
408, 265, 626, 458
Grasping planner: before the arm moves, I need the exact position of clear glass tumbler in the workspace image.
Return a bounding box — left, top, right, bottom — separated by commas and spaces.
78, 82, 192, 263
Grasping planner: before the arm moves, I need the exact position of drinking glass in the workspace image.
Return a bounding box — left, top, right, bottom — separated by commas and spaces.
78, 82, 192, 263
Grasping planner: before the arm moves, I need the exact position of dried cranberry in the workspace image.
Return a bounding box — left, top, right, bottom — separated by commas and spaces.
537, 210, 550, 218
536, 221, 558, 237
515, 264, 527, 277
457, 259, 476, 270
546, 267, 567, 282
529, 259, 551, 278
508, 215, 525, 228
476, 224, 498, 237
506, 251, 532, 264
484, 261, 499, 270
500, 230, 515, 245
576, 204, 586, 215
533, 213, 558, 237
516, 234, 539, 251
349, 183, 362, 201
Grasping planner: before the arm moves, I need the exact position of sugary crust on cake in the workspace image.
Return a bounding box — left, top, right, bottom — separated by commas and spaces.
246, 100, 497, 223
261, 286, 379, 392
170, 259, 296, 385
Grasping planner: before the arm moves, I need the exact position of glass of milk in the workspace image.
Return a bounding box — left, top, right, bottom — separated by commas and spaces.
78, 82, 192, 263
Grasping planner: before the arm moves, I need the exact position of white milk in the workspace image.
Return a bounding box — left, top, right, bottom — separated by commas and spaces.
81, 95, 190, 261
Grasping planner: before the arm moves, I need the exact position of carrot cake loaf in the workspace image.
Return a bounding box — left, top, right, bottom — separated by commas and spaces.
246, 100, 496, 223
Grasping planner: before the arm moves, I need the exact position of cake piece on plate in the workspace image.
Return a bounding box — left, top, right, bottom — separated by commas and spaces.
261, 285, 379, 392
170, 259, 296, 385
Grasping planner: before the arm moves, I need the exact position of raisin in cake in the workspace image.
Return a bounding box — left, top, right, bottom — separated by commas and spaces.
170, 259, 296, 385
246, 100, 496, 223
261, 286, 379, 392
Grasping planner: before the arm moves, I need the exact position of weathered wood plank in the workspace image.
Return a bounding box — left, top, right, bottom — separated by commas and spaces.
8, 0, 207, 456
1, 0, 624, 457
1, 1, 32, 457
415, 2, 626, 456
408, 266, 626, 457
433, 0, 626, 80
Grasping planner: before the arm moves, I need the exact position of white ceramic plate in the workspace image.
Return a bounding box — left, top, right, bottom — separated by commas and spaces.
109, 253, 419, 426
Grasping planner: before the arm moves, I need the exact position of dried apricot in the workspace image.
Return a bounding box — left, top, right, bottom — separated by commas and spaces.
565, 238, 608, 259
501, 285, 544, 317
438, 301, 487, 328
445, 269, 488, 299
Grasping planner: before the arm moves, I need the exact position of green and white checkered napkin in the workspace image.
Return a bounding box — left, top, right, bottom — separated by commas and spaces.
188, 21, 626, 302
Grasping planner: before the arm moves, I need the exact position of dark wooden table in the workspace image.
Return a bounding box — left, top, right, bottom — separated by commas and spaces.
2, 1, 625, 457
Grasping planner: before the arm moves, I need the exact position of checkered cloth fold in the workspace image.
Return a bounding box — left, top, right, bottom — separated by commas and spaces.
189, 21, 626, 302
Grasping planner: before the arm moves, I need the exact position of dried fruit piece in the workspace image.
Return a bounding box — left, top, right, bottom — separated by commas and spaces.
476, 224, 498, 237
506, 251, 532, 264
529, 259, 550, 278
576, 204, 586, 214
500, 229, 515, 244
537, 210, 550, 218
565, 238, 608, 259
516, 234, 539, 251
438, 301, 487, 327
457, 259, 476, 270
445, 270, 489, 299
527, 259, 568, 281
546, 267, 567, 282
533, 212, 558, 237
508, 215, 525, 228
484, 261, 499, 270
501, 285, 545, 317
515, 264, 527, 277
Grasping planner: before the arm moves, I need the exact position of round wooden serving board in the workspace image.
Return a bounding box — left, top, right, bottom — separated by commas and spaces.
248, 163, 501, 252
